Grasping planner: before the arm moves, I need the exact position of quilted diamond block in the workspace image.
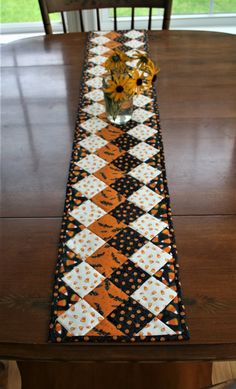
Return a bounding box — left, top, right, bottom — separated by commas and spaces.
124, 30, 144, 39
127, 124, 157, 141
112, 152, 141, 173
91, 35, 110, 45
132, 108, 154, 123
110, 175, 143, 197
133, 94, 152, 108
73, 175, 107, 198
112, 133, 139, 151
79, 135, 108, 153
86, 76, 103, 89
124, 39, 144, 49
97, 125, 124, 142
131, 277, 177, 315
107, 297, 154, 336
130, 213, 168, 240
87, 65, 106, 77
110, 200, 145, 224
109, 227, 148, 257
130, 241, 171, 275
94, 164, 124, 185
90, 45, 110, 55
92, 187, 125, 212
129, 163, 161, 184
109, 260, 149, 295
96, 143, 123, 163
69, 200, 106, 227
66, 228, 105, 259
136, 318, 176, 336
89, 55, 106, 65
62, 262, 105, 298
85, 279, 128, 317
82, 102, 105, 116
57, 299, 104, 336
128, 185, 163, 212
86, 243, 128, 277
76, 154, 107, 173
89, 214, 126, 242
84, 89, 104, 103
129, 142, 159, 161
80, 117, 108, 134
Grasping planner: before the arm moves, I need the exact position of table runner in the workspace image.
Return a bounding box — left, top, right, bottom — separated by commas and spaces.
49, 30, 189, 343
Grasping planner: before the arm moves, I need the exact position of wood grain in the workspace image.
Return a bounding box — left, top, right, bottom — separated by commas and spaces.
1, 31, 236, 362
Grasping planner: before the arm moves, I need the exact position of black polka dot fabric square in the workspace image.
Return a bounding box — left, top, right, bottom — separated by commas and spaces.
109, 260, 149, 295
111, 133, 139, 151
110, 200, 145, 224
107, 297, 154, 336
108, 227, 148, 257
112, 153, 141, 173
110, 175, 143, 197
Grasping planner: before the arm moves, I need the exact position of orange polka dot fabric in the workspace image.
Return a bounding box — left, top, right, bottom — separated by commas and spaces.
49, 30, 189, 343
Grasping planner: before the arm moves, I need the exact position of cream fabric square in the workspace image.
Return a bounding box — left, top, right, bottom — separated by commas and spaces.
129, 163, 161, 184
128, 185, 163, 212
80, 118, 107, 134
73, 175, 107, 198
130, 241, 171, 275
85, 89, 104, 102
87, 65, 106, 77
69, 200, 106, 227
76, 154, 107, 173
130, 213, 168, 240
129, 142, 159, 161
86, 76, 103, 89
79, 135, 108, 153
66, 228, 105, 258
91, 36, 110, 45
125, 39, 144, 49
133, 95, 152, 108
62, 262, 105, 298
82, 102, 105, 116
136, 318, 176, 336
131, 277, 177, 315
90, 45, 110, 55
127, 124, 157, 141
57, 299, 104, 336
89, 55, 107, 65
124, 30, 144, 39
132, 108, 154, 123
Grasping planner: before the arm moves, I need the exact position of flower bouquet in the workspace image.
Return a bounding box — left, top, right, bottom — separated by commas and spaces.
103, 49, 159, 125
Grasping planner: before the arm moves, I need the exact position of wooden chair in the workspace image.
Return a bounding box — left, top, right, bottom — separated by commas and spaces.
38, 0, 173, 34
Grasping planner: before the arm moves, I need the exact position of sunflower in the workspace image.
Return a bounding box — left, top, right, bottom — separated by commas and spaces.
103, 74, 129, 102
132, 50, 149, 69
104, 49, 130, 72
127, 69, 145, 95
146, 59, 160, 86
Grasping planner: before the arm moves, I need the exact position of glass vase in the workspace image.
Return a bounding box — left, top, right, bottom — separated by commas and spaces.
103, 90, 133, 126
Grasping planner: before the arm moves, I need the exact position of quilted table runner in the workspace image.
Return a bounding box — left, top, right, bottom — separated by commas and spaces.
49, 30, 189, 343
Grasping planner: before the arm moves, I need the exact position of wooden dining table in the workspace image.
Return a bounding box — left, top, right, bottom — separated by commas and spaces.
1, 30, 236, 388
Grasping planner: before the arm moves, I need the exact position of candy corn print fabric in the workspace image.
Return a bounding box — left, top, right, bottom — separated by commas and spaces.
49, 30, 189, 343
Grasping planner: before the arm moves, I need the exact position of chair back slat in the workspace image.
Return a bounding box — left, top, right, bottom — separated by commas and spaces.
131, 7, 135, 30
61, 12, 67, 33
113, 7, 117, 31
79, 9, 84, 32
148, 7, 152, 30
96, 8, 101, 31
38, 0, 173, 34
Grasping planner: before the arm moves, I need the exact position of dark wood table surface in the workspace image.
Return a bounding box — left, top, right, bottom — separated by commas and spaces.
1, 30, 236, 362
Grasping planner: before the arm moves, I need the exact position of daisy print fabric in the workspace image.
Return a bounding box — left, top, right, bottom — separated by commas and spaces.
49, 30, 189, 343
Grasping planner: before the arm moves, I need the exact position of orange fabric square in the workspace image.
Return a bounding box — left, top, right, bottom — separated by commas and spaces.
86, 243, 128, 277
105, 31, 121, 40
86, 318, 124, 337
92, 187, 125, 212
85, 280, 128, 318
94, 163, 124, 185
104, 41, 122, 49
96, 143, 123, 163
89, 214, 126, 241
97, 125, 124, 141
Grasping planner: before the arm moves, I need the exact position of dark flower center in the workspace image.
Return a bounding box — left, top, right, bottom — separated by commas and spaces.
112, 55, 120, 62
152, 74, 157, 83
136, 78, 143, 86
116, 85, 124, 93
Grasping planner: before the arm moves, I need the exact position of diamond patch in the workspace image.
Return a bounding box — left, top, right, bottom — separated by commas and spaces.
73, 175, 107, 198
132, 108, 154, 123
124, 30, 144, 39
130, 241, 171, 275
82, 102, 105, 116
127, 124, 157, 141
133, 95, 152, 108
66, 228, 105, 259
86, 76, 103, 89
89, 55, 106, 65
85, 89, 104, 103
129, 163, 161, 184
91, 36, 110, 45
80, 118, 108, 135
125, 39, 144, 49
69, 200, 106, 227
90, 45, 110, 55
129, 142, 159, 161
76, 154, 107, 173
136, 318, 176, 336
79, 135, 107, 153
87, 65, 106, 77
130, 213, 168, 240
128, 186, 163, 212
